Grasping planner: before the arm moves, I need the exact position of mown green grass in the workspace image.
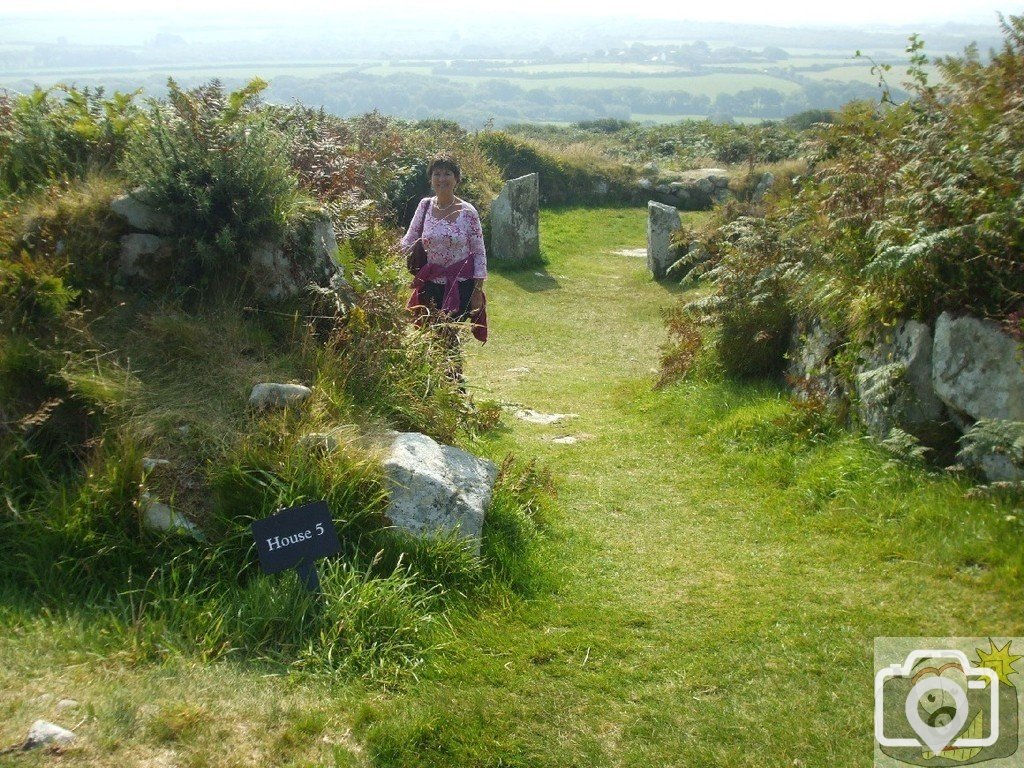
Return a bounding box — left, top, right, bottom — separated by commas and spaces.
1, 207, 1020, 767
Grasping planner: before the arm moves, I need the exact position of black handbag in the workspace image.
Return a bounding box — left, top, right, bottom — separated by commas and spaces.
407, 238, 427, 274
406, 199, 430, 274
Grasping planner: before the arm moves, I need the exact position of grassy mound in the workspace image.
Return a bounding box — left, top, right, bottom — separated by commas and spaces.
0, 82, 551, 682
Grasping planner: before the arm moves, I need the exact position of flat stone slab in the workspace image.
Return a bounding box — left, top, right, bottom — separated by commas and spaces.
512, 408, 578, 425
613, 248, 647, 258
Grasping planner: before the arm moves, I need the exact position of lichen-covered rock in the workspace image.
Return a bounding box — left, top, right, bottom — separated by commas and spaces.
647, 201, 680, 280
381, 432, 498, 554
751, 172, 776, 203
110, 187, 173, 234
855, 320, 949, 441
490, 173, 540, 262
933, 312, 1024, 423
958, 419, 1024, 482
248, 383, 313, 410
786, 318, 846, 406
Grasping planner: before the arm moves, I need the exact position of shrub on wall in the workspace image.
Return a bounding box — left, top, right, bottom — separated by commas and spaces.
475, 130, 635, 206
122, 79, 302, 287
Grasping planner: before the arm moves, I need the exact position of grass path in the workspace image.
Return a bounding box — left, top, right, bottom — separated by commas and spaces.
358, 207, 1024, 766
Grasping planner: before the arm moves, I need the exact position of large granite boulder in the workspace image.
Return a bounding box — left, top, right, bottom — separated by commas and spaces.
490, 173, 540, 262
381, 432, 498, 554
933, 312, 1024, 424
855, 320, 950, 442
647, 201, 681, 280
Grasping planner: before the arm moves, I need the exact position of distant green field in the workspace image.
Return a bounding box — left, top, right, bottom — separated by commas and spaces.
714, 56, 869, 69
0, 63, 809, 101
506, 62, 686, 74
802, 63, 940, 85
360, 64, 434, 76
443, 71, 802, 94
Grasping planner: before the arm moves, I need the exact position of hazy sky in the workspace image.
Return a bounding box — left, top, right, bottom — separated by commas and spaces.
9, 0, 1015, 26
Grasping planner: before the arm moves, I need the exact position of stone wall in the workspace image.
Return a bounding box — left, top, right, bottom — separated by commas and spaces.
637, 167, 732, 211
788, 312, 1024, 482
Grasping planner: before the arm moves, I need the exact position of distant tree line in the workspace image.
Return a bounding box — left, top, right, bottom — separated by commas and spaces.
266, 71, 899, 127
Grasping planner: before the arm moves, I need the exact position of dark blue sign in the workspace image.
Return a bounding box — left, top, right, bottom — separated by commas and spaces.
251, 500, 340, 592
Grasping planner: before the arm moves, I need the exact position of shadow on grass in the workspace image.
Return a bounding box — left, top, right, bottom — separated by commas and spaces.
489, 252, 561, 294
651, 275, 694, 297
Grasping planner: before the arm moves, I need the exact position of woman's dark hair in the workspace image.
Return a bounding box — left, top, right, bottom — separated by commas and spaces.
427, 154, 461, 182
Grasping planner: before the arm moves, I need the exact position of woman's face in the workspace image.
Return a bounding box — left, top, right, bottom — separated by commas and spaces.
430, 166, 458, 195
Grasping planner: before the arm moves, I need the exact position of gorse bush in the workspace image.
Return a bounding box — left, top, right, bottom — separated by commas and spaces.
123, 79, 302, 287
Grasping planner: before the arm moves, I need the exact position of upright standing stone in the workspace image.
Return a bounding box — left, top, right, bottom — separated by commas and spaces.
647, 201, 681, 279
491, 173, 540, 262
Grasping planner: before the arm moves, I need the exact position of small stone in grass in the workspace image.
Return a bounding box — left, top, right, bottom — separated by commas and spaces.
24, 720, 75, 750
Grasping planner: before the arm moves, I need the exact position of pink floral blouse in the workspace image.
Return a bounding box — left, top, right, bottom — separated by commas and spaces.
401, 197, 488, 284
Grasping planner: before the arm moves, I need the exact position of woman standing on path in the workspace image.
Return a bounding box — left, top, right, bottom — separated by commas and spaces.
401, 155, 488, 361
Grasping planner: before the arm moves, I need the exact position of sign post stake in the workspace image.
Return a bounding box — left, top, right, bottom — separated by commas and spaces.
296, 559, 321, 594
